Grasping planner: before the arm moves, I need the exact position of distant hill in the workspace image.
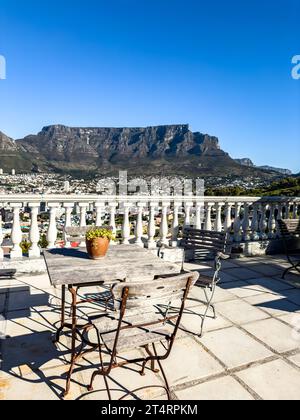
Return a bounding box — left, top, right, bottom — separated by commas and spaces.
0, 124, 287, 180
234, 158, 292, 176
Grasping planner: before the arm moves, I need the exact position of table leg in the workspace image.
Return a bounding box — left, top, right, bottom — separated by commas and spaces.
64, 286, 78, 397
54, 285, 66, 343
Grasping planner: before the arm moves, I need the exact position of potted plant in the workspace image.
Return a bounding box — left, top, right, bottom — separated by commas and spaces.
86, 226, 114, 260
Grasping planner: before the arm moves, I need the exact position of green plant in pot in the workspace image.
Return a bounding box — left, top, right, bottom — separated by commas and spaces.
86, 226, 115, 260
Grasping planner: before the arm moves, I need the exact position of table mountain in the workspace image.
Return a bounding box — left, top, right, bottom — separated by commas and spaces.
0, 124, 283, 178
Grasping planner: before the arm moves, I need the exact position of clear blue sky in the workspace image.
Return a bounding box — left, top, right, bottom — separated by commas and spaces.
0, 0, 299, 172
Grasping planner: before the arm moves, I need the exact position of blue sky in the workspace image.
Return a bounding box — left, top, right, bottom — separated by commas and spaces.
0, 0, 299, 172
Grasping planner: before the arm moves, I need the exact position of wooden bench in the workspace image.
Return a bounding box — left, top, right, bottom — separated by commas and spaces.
277, 219, 300, 278
0, 269, 17, 279
180, 228, 230, 336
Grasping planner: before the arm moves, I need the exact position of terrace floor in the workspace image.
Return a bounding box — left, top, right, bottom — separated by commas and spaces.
0, 255, 300, 400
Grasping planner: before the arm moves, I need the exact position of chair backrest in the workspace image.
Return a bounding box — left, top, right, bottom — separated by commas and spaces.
277, 219, 300, 238
181, 228, 227, 261
277, 219, 300, 253
110, 272, 198, 342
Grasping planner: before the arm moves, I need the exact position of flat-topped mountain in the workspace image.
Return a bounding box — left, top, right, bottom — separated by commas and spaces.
0, 124, 288, 179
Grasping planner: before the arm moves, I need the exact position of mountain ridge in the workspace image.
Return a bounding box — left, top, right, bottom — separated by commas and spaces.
0, 124, 289, 179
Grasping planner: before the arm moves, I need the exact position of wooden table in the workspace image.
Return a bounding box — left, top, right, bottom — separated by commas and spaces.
44, 244, 180, 286
44, 244, 181, 396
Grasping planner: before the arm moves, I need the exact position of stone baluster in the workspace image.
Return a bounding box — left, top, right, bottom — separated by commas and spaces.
160, 202, 170, 246
79, 203, 88, 246
122, 202, 131, 245
63, 203, 74, 248
268, 204, 276, 239
47, 203, 59, 249
0, 209, 3, 260
135, 202, 145, 247
293, 202, 298, 219
242, 202, 251, 241
108, 202, 117, 240
224, 203, 233, 234
285, 202, 290, 219
259, 203, 268, 239
277, 203, 283, 221
233, 203, 242, 242
171, 201, 181, 247
215, 202, 223, 232
205, 203, 213, 231
95, 202, 105, 227
28, 203, 41, 258
195, 201, 203, 230
184, 201, 193, 230
251, 203, 259, 240
147, 202, 158, 249
10, 203, 23, 259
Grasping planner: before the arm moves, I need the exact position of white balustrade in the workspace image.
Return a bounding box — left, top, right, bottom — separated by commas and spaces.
0, 194, 299, 259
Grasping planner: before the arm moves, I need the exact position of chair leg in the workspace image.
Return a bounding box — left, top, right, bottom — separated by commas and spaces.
199, 284, 217, 338
152, 343, 172, 400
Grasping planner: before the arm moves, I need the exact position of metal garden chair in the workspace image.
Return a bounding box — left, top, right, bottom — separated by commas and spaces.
277, 219, 300, 278
72, 272, 198, 400
180, 228, 230, 337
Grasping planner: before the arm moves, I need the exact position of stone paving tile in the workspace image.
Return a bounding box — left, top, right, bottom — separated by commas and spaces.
243, 318, 300, 353
236, 359, 300, 400
0, 366, 83, 400
1, 330, 68, 374
176, 376, 254, 400
220, 281, 267, 298
158, 336, 224, 387
0, 293, 5, 313
180, 306, 232, 336
288, 353, 300, 368
7, 289, 52, 312
277, 312, 300, 329
246, 277, 294, 293
222, 267, 260, 280
200, 327, 274, 369
79, 349, 167, 400
215, 299, 269, 325
245, 293, 300, 317
189, 284, 237, 304
247, 264, 283, 277
197, 269, 241, 284
284, 289, 300, 306
4, 311, 57, 338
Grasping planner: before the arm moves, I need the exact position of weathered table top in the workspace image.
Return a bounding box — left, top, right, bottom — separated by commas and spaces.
44, 245, 181, 286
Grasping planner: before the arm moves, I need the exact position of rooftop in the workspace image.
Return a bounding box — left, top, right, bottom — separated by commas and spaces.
1, 255, 300, 400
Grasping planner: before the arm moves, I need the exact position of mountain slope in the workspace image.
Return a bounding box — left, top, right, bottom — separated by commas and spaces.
15, 124, 276, 178
0, 131, 33, 172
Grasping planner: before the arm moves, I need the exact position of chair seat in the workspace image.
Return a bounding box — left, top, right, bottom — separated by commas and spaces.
196, 275, 214, 287
0, 269, 17, 278
88, 310, 172, 352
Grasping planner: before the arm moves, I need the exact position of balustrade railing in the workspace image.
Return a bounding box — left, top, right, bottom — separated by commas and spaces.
0, 194, 299, 260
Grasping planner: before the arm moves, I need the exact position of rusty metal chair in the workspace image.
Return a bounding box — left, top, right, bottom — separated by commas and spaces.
71, 272, 198, 400
277, 219, 300, 278
180, 228, 230, 337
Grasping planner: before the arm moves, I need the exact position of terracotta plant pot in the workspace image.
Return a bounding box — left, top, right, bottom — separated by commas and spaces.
86, 237, 110, 260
